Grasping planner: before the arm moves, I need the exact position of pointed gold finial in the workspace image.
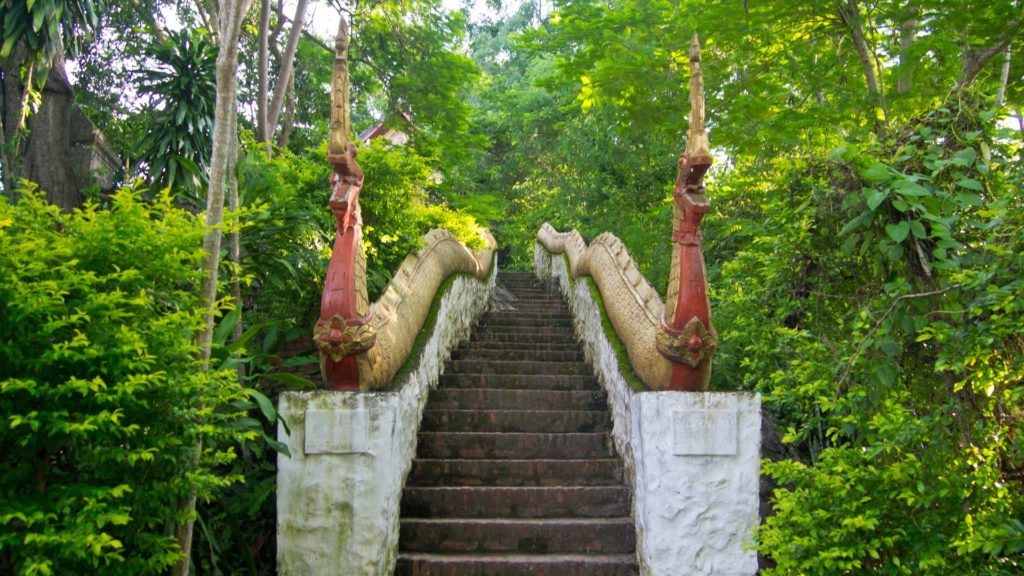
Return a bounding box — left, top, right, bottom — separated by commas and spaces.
329, 18, 351, 158
686, 32, 710, 159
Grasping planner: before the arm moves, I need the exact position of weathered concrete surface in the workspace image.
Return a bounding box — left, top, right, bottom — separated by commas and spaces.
278, 267, 494, 575
631, 393, 761, 576
536, 243, 761, 575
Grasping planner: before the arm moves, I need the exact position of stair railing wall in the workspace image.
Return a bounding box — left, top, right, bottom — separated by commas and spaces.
533, 34, 761, 576
278, 18, 497, 575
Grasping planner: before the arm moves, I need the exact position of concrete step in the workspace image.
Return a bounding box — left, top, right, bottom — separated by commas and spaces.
458, 341, 582, 352
395, 553, 639, 576
473, 330, 576, 344
451, 349, 585, 362
479, 317, 573, 328
420, 410, 611, 433
474, 325, 575, 336
416, 432, 613, 459
447, 360, 592, 376
399, 518, 636, 554
438, 374, 598, 391
406, 459, 625, 487
401, 486, 631, 518
427, 389, 606, 411
493, 302, 568, 310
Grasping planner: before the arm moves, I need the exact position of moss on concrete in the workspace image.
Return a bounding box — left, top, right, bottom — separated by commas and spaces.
539, 243, 646, 392
584, 278, 646, 393
390, 255, 495, 389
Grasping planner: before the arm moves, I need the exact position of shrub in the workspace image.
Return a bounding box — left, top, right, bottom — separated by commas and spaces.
0, 185, 251, 575
717, 99, 1024, 574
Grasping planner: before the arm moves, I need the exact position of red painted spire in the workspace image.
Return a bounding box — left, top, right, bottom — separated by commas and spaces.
657, 33, 717, 391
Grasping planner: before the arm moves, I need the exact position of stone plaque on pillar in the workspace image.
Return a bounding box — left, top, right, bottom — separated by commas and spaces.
672, 409, 738, 456
304, 409, 370, 454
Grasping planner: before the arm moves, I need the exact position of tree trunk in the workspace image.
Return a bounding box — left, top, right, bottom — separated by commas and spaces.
838, 0, 889, 128
171, 1, 254, 574
265, 0, 310, 142
959, 28, 1019, 88
227, 107, 245, 381
1, 46, 33, 197
128, 0, 169, 43
996, 47, 1012, 107
276, 67, 296, 150
256, 0, 271, 146
0, 66, 16, 197
897, 17, 917, 94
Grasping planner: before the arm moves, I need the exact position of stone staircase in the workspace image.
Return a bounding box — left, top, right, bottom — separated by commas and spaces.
395, 272, 639, 575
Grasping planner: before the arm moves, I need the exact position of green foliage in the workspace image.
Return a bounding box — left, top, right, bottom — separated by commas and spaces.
458, 5, 1022, 569
350, 0, 482, 175
0, 185, 252, 575
236, 143, 335, 332
137, 28, 218, 203
0, 0, 104, 65
182, 139, 487, 574
359, 139, 488, 298
701, 98, 1024, 573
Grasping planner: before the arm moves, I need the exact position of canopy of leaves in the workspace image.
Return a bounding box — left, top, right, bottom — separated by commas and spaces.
0, 0, 105, 66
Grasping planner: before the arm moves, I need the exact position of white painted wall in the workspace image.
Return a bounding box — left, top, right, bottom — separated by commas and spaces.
277, 270, 494, 576
536, 244, 761, 576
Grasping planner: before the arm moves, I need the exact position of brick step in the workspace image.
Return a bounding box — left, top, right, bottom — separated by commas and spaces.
501, 291, 559, 297
439, 374, 597, 391
499, 289, 560, 295
399, 518, 636, 554
420, 410, 610, 433
474, 324, 573, 335
495, 307, 568, 315
400, 486, 631, 518
457, 342, 583, 353
478, 317, 573, 328
473, 330, 576, 343
406, 459, 625, 487
427, 389, 606, 411
496, 300, 567, 308
482, 310, 570, 318
447, 360, 592, 376
503, 285, 557, 291
416, 432, 612, 459
498, 276, 548, 283
451, 349, 585, 362
395, 553, 639, 576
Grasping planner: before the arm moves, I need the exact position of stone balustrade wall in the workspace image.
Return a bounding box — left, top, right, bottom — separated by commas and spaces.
278, 229, 496, 575
535, 223, 674, 390
535, 232, 760, 576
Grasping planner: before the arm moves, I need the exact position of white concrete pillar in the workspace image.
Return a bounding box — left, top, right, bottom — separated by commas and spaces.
631, 392, 761, 576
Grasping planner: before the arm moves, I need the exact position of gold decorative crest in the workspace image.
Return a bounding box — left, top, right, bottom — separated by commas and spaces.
656, 316, 717, 367
314, 314, 376, 362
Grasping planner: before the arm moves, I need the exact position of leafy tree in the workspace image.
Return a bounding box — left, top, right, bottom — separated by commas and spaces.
137, 29, 218, 203
723, 96, 1024, 575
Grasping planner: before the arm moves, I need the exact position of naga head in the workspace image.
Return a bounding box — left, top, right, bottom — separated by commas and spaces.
676, 33, 713, 195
